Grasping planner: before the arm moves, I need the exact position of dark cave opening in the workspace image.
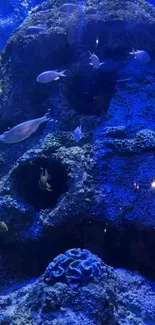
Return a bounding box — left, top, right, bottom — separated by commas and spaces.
67, 67, 117, 115
12, 158, 68, 211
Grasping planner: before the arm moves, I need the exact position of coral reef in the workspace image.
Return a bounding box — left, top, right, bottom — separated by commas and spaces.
44, 248, 105, 287
102, 126, 126, 138
0, 0, 155, 323
0, 0, 155, 126
104, 129, 155, 153
0, 250, 155, 325
0, 0, 45, 50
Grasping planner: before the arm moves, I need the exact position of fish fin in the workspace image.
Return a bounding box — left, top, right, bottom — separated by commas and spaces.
55, 77, 60, 80
79, 125, 82, 131
46, 181, 52, 188
99, 62, 104, 66
129, 48, 135, 55
46, 187, 53, 192
59, 70, 66, 77
89, 63, 93, 65
44, 110, 54, 122
88, 51, 92, 56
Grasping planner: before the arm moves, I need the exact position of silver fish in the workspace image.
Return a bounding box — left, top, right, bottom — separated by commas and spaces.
25, 26, 46, 35
58, 3, 83, 13
0, 113, 53, 144
95, 37, 99, 47
116, 77, 133, 83
72, 126, 83, 142
89, 51, 104, 69
37, 70, 66, 83
129, 49, 150, 63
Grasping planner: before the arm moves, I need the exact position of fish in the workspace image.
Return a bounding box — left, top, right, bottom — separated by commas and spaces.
116, 77, 133, 83
0, 112, 53, 144
72, 126, 83, 142
89, 51, 104, 69
129, 49, 150, 63
0, 221, 8, 233
25, 26, 46, 35
58, 3, 83, 13
95, 37, 99, 47
39, 168, 53, 192
36, 70, 66, 83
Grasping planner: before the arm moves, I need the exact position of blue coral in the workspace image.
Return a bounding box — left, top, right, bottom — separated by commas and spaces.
44, 248, 105, 288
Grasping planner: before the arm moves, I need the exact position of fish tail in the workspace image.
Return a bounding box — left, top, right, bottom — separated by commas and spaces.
129, 48, 135, 55
44, 110, 54, 122
59, 70, 66, 77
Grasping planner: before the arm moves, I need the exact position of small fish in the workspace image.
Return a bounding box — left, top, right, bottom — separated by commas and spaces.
25, 26, 46, 35
58, 3, 83, 13
129, 49, 150, 63
39, 168, 52, 192
0, 113, 53, 144
95, 37, 99, 47
37, 70, 66, 83
89, 51, 104, 69
116, 77, 133, 83
0, 221, 8, 233
72, 126, 83, 142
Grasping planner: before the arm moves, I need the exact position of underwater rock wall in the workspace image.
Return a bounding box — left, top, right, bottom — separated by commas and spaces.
0, 0, 155, 278
0, 0, 155, 323
0, 0, 155, 127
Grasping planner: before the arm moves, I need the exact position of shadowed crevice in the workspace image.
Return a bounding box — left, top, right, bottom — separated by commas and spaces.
11, 158, 68, 211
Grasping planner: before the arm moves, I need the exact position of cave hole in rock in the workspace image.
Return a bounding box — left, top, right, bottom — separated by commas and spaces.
13, 158, 68, 211
67, 67, 117, 115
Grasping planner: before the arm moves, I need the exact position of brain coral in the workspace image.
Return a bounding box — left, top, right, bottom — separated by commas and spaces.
44, 248, 105, 288
105, 129, 155, 153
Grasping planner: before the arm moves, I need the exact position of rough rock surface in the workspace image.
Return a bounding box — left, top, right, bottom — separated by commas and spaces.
0, 250, 155, 325
0, 0, 155, 126
0, 0, 155, 323
0, 0, 46, 50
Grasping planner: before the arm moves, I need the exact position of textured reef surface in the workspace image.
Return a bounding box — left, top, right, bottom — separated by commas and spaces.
0, 248, 155, 325
0, 0, 155, 323
0, 0, 45, 51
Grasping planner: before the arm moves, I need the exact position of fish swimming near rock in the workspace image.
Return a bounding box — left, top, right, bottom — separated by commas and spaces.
58, 3, 83, 14
0, 221, 8, 233
116, 77, 133, 83
0, 113, 53, 144
39, 168, 52, 192
25, 26, 46, 35
129, 49, 150, 63
89, 51, 104, 69
37, 70, 66, 83
72, 126, 83, 142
